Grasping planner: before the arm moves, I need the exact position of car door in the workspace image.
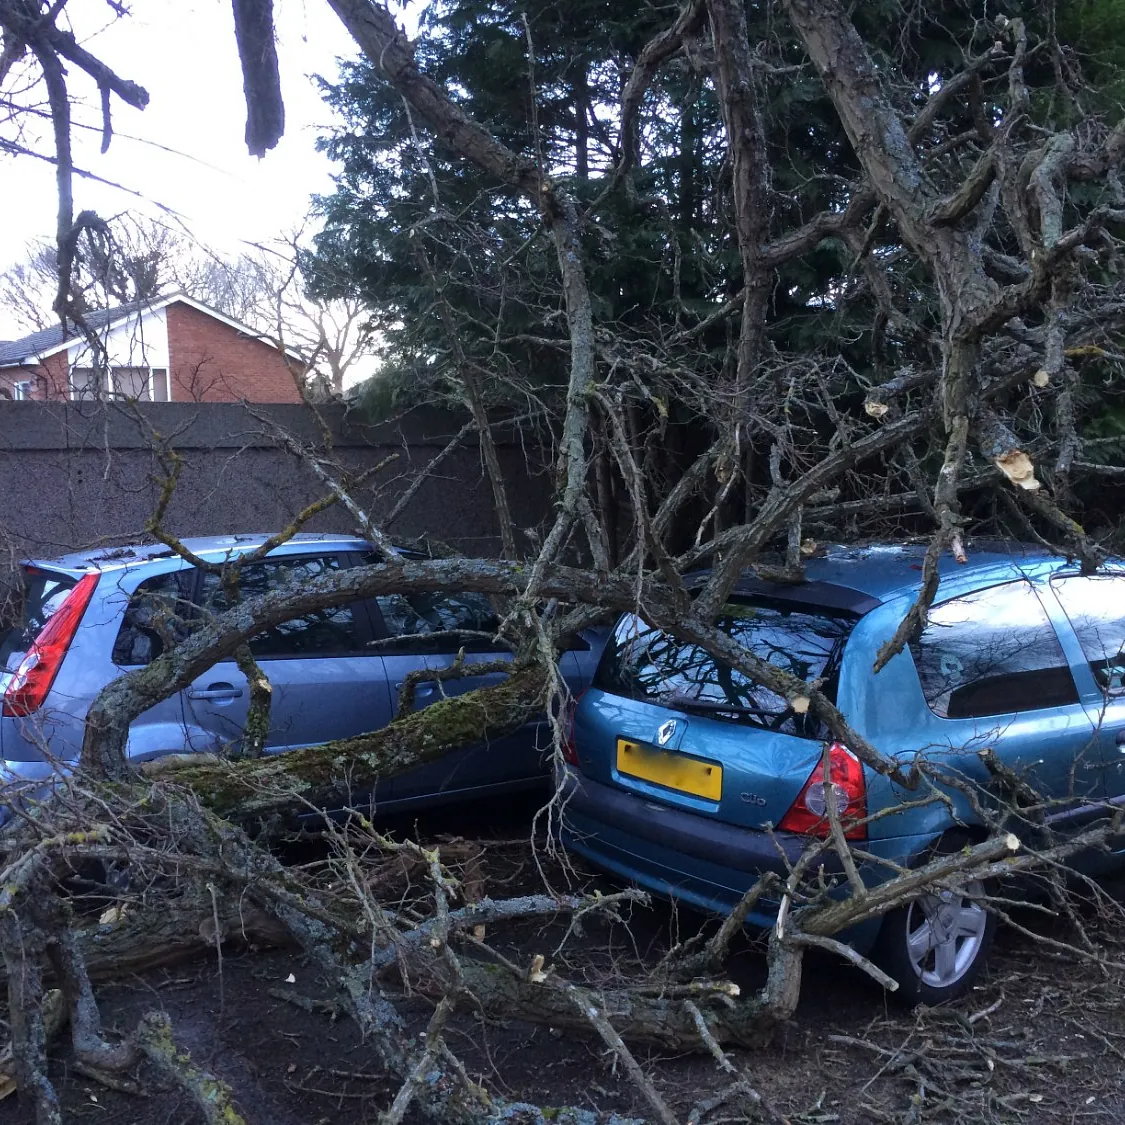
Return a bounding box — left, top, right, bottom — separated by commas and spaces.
909, 578, 1103, 809
370, 588, 546, 803
1048, 571, 1125, 805
106, 566, 201, 762
182, 554, 394, 770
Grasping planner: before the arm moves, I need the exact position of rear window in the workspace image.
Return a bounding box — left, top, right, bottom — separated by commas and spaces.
0, 567, 77, 669
594, 601, 856, 739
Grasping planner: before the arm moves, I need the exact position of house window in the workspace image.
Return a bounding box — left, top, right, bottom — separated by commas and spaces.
68, 366, 171, 401
12, 381, 32, 401
70, 366, 105, 399
112, 367, 151, 399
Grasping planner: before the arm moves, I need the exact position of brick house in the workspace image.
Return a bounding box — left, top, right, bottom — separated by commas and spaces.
0, 294, 306, 403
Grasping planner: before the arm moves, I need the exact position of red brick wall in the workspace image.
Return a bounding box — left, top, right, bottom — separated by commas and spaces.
41, 353, 69, 398
0, 354, 68, 400
0, 367, 35, 399
165, 302, 304, 404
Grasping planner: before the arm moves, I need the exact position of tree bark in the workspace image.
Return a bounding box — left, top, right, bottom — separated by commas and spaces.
706, 0, 771, 401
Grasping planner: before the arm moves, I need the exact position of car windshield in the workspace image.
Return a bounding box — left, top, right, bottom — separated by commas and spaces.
594, 600, 856, 738
0, 567, 78, 669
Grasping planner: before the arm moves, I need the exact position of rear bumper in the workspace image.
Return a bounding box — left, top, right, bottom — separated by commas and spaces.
563, 766, 821, 876
558, 768, 936, 953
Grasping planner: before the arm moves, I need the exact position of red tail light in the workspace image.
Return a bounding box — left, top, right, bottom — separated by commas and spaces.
3, 572, 99, 717
561, 690, 586, 766
777, 741, 867, 841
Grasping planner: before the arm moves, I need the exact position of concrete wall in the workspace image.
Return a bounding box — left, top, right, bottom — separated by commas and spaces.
0, 401, 551, 572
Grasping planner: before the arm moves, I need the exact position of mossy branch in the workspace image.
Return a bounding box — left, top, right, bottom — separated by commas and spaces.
159, 662, 550, 822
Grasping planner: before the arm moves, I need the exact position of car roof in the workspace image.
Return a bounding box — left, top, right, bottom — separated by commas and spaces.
23, 535, 1100, 599
788, 540, 1063, 602
687, 539, 1093, 613
25, 533, 373, 576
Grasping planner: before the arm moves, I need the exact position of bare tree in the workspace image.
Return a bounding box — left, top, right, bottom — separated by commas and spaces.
0, 217, 188, 331
182, 235, 377, 397
0, 242, 65, 333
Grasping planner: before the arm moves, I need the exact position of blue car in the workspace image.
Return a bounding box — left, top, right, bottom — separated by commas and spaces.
0, 534, 603, 812
560, 542, 1125, 1003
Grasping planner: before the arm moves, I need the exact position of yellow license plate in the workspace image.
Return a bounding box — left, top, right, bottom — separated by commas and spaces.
616, 739, 722, 800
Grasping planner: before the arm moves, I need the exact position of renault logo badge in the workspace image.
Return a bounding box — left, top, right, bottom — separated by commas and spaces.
656, 719, 678, 747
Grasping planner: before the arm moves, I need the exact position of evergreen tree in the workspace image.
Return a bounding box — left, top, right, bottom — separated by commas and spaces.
307, 1, 1125, 541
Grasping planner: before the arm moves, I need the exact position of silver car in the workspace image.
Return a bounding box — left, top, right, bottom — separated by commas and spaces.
0, 534, 602, 810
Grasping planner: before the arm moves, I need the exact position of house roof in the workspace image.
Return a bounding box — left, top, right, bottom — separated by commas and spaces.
0, 305, 129, 366
0, 293, 307, 368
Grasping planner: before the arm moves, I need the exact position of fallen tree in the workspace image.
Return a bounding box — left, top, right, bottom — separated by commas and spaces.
4, 1, 1125, 1123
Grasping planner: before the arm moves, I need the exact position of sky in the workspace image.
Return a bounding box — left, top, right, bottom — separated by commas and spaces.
0, 0, 405, 337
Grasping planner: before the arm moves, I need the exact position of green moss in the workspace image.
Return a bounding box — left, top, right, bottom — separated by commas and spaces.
157, 663, 548, 823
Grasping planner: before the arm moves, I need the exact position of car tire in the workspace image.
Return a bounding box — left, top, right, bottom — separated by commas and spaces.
872, 833, 996, 1006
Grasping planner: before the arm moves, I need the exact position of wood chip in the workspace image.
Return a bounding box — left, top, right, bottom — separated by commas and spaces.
994, 449, 1041, 490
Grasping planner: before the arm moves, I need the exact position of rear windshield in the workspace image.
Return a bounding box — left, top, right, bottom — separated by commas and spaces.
593, 601, 856, 739
0, 567, 78, 669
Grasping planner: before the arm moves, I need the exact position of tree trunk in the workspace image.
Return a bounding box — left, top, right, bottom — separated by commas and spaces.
573, 62, 589, 181
706, 0, 770, 420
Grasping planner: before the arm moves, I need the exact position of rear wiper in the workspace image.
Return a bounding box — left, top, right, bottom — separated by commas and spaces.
658, 692, 775, 718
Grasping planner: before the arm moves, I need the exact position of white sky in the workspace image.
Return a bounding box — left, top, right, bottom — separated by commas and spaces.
0, 0, 400, 337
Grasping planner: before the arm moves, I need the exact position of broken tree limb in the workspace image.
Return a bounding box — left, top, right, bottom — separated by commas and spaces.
565, 981, 679, 1125
444, 957, 772, 1049
0, 888, 292, 991
662, 873, 779, 981
135, 1010, 248, 1125
0, 908, 61, 1125
0, 989, 65, 1103
683, 1000, 792, 1125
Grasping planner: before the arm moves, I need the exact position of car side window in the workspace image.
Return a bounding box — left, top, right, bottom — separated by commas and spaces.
112, 571, 196, 666
1052, 575, 1125, 694
911, 581, 1078, 719
199, 556, 363, 658
373, 591, 502, 652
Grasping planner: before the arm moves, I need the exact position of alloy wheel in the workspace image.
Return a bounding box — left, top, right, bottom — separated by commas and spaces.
903, 881, 989, 989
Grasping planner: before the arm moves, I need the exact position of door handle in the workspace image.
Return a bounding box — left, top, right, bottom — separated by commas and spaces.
187, 684, 244, 702
395, 681, 434, 696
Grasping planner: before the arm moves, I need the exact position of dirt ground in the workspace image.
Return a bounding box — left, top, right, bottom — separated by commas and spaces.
6, 795, 1125, 1125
